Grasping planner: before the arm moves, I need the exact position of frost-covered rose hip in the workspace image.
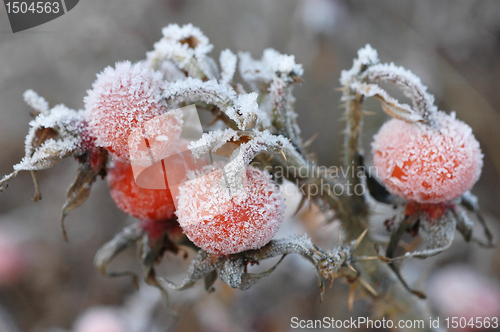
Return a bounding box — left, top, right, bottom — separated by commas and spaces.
107, 160, 175, 222
372, 111, 483, 203
84, 61, 182, 162
176, 166, 285, 255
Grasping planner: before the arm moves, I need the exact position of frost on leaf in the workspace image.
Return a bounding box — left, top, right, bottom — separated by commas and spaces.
410, 210, 456, 258
1, 90, 87, 195
146, 23, 218, 80
23, 89, 49, 115
238, 49, 303, 147
360, 63, 438, 122
341, 44, 438, 124
161, 78, 269, 130
219, 49, 237, 84
350, 82, 423, 123
339, 44, 379, 86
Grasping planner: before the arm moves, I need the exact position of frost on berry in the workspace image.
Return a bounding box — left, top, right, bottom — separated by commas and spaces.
107, 160, 175, 222
176, 166, 285, 255
372, 111, 483, 203
84, 61, 173, 162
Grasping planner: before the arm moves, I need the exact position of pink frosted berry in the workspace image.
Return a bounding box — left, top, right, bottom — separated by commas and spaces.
176, 166, 285, 255
372, 111, 483, 203
84, 61, 182, 162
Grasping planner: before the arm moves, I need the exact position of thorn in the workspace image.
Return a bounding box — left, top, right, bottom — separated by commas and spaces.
280, 149, 287, 161
303, 133, 318, 148
329, 275, 335, 288
348, 283, 357, 311
358, 277, 378, 297
353, 229, 368, 250
347, 264, 357, 274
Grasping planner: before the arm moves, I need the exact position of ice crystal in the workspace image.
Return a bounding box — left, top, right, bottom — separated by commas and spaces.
161, 77, 269, 130
146, 23, 217, 79
219, 49, 237, 84
23, 89, 49, 115
15, 103, 85, 171
340, 44, 379, 86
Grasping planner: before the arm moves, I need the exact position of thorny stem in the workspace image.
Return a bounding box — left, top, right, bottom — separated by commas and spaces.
260, 79, 435, 331
342, 88, 366, 215
336, 83, 434, 330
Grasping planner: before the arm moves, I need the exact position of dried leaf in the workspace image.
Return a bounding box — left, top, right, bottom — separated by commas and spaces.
60, 148, 108, 241
94, 224, 143, 288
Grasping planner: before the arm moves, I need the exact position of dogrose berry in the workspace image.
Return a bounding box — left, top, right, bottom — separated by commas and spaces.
372, 111, 483, 203
176, 166, 285, 255
84, 61, 182, 162
107, 160, 176, 223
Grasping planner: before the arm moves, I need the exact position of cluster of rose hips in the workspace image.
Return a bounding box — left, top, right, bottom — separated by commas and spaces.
85, 61, 284, 255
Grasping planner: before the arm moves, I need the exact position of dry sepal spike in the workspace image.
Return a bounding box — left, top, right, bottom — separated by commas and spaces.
0, 25, 494, 320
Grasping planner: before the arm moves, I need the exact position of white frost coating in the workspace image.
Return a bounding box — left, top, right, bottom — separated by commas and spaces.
226, 92, 270, 129
238, 48, 303, 90
146, 23, 217, 79
188, 128, 306, 198
14, 104, 85, 171
372, 111, 483, 203
187, 128, 240, 160
160, 60, 186, 82
350, 82, 423, 123
84, 61, 168, 162
219, 49, 237, 84
340, 44, 379, 86
361, 62, 437, 118
23, 90, 49, 115
239, 49, 303, 141
176, 166, 285, 255
162, 78, 268, 130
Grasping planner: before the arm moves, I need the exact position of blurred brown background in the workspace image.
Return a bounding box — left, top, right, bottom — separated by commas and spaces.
0, 1, 500, 331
